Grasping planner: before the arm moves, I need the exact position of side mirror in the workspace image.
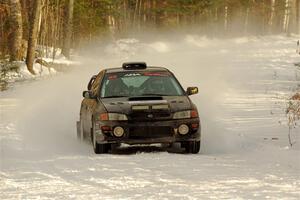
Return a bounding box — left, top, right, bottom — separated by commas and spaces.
82, 91, 96, 99
187, 87, 198, 96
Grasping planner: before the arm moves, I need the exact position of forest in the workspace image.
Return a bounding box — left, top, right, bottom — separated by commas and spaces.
0, 0, 300, 74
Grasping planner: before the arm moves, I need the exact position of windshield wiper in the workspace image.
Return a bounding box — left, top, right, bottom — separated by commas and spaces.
103, 95, 129, 98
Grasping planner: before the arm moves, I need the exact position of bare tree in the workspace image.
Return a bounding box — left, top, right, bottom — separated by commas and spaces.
283, 0, 291, 33
26, 0, 41, 74
297, 0, 300, 34
8, 0, 23, 61
268, 0, 276, 34
62, 0, 74, 59
244, 7, 250, 35
224, 5, 228, 32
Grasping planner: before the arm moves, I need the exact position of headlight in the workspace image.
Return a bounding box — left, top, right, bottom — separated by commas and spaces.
173, 110, 198, 119
108, 113, 128, 121
100, 113, 128, 121
173, 110, 191, 119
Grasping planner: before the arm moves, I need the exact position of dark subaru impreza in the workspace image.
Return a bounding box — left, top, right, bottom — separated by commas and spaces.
77, 62, 201, 154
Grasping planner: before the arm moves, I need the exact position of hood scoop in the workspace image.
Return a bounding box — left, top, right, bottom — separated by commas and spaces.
128, 96, 163, 101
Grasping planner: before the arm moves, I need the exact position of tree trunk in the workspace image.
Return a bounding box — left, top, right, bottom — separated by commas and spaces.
62, 0, 74, 59
268, 0, 276, 34
26, 0, 41, 75
52, 0, 61, 61
224, 5, 228, 32
138, 0, 142, 30
123, 0, 128, 29
133, 0, 139, 27
214, 7, 218, 21
244, 7, 250, 35
296, 0, 300, 34
151, 0, 157, 25
155, 0, 167, 27
288, 0, 298, 34
283, 0, 290, 33
8, 0, 23, 61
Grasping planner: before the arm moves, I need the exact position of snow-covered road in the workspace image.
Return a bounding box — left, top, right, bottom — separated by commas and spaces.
1, 35, 299, 199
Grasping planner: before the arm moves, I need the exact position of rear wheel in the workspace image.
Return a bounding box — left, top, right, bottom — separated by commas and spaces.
182, 141, 200, 154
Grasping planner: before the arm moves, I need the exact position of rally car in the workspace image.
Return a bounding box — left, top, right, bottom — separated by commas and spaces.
77, 62, 201, 154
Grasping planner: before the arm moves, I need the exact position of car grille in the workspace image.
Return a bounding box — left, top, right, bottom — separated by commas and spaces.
130, 112, 170, 120
129, 126, 173, 139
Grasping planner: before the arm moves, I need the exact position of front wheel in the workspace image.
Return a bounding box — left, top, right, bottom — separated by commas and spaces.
182, 141, 200, 154
91, 125, 110, 154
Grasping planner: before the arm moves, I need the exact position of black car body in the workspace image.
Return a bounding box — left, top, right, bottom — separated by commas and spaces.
77, 62, 201, 154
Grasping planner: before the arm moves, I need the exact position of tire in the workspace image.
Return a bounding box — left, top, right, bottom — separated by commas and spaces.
111, 143, 121, 150
183, 141, 200, 154
91, 123, 109, 154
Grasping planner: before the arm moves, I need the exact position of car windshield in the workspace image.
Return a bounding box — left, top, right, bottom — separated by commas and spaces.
100, 71, 185, 98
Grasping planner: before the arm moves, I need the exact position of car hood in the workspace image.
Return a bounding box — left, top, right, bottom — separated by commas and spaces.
101, 96, 191, 115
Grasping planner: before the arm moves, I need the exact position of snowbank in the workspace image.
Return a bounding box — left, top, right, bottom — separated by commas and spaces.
0, 52, 79, 91
1, 61, 56, 83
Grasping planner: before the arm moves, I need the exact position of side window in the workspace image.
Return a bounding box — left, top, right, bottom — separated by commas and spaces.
87, 75, 96, 90
91, 70, 105, 96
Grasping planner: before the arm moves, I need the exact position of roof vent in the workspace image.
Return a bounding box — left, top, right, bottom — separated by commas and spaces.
122, 62, 147, 70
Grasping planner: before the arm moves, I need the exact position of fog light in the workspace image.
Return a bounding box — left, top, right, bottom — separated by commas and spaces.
178, 124, 189, 135
113, 126, 124, 137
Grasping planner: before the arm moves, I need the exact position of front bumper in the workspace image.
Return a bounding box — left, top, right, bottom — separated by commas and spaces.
94, 118, 201, 145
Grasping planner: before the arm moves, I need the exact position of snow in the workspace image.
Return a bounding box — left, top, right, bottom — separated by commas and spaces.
149, 42, 170, 53
0, 35, 300, 199
2, 53, 77, 86
3, 61, 56, 83
43, 54, 75, 66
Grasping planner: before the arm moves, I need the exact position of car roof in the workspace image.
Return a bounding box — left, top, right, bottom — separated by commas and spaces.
105, 66, 170, 74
